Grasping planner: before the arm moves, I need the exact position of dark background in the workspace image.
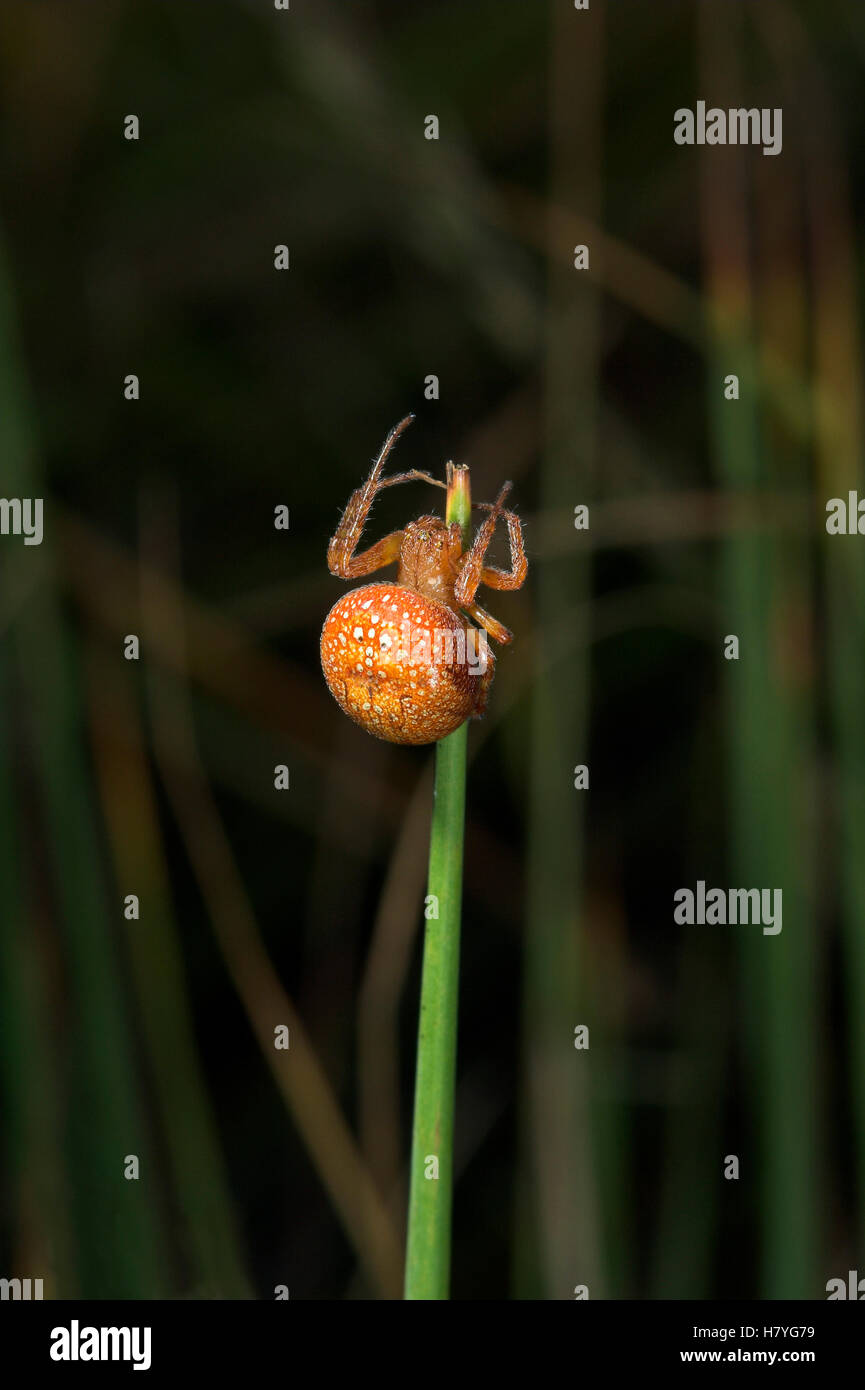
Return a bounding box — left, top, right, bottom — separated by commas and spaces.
0, 0, 863, 1300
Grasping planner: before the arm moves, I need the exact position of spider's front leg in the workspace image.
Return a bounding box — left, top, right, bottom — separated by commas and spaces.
454, 481, 528, 608
327, 415, 414, 578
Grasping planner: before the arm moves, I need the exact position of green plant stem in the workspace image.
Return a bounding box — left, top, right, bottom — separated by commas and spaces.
404, 465, 471, 1300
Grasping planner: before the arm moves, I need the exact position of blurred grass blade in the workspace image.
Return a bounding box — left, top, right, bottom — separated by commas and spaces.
0, 231, 169, 1297
86, 644, 252, 1297
804, 68, 865, 1257
0, 650, 74, 1294
699, 2, 818, 1298
139, 482, 403, 1299
515, 1, 606, 1300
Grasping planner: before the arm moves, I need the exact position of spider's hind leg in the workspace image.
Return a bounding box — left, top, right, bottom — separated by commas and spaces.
462, 599, 513, 647
471, 639, 497, 719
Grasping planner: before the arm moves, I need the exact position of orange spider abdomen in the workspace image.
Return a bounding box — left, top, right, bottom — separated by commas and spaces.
320, 582, 488, 745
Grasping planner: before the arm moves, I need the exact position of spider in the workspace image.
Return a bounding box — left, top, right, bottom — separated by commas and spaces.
320, 414, 528, 746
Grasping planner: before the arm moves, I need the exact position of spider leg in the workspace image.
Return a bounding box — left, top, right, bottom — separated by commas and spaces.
471, 643, 497, 718
378, 469, 446, 491
331, 530, 404, 579
462, 599, 513, 646
454, 481, 527, 606
327, 415, 414, 577
479, 506, 527, 591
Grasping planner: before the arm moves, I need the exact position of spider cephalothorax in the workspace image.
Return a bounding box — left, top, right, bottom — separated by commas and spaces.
320, 415, 527, 745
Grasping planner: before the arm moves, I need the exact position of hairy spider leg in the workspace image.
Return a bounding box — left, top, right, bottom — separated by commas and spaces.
455, 480, 528, 607
327, 414, 414, 577
462, 600, 513, 647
